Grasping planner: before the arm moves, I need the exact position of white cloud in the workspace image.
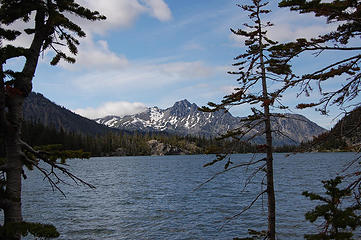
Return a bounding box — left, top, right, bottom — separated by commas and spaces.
143, 0, 172, 21
229, 32, 246, 46
59, 37, 129, 70
4, 0, 172, 70
228, 8, 338, 45
76, 0, 172, 34
268, 22, 336, 43
157, 61, 213, 78
73, 101, 147, 119
267, 9, 338, 43
2, 13, 35, 49
221, 85, 238, 95
71, 60, 217, 93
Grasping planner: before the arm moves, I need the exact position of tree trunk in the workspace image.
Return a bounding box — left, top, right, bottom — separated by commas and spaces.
261, 55, 276, 240
0, 13, 43, 238
4, 95, 24, 240
264, 113, 276, 240
258, 8, 276, 237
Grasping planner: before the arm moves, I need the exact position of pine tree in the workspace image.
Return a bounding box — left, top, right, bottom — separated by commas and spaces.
0, 1, 105, 239
200, 1, 290, 239
303, 177, 361, 240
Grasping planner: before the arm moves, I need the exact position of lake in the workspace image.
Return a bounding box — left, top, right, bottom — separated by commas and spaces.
19, 152, 360, 239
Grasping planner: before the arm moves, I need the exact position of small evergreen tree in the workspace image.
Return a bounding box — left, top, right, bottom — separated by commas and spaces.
303, 177, 361, 240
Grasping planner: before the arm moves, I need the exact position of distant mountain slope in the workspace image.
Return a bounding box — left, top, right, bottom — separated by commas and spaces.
303, 106, 361, 151
23, 92, 116, 136
95, 99, 326, 146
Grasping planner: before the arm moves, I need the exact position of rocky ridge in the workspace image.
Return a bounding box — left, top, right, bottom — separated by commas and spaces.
95, 99, 326, 146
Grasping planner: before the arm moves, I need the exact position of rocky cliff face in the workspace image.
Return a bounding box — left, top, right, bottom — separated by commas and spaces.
96, 100, 239, 137
96, 100, 326, 146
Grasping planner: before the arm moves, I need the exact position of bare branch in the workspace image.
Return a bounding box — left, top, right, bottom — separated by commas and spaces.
20, 139, 96, 194
242, 163, 267, 192
194, 158, 266, 191
34, 164, 66, 197
272, 129, 299, 145
220, 189, 267, 231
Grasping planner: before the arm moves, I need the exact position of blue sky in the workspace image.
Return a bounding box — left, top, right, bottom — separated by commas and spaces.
4, 0, 360, 129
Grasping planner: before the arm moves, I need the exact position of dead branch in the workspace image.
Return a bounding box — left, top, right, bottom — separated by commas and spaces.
20, 139, 96, 195
41, 158, 95, 189
242, 163, 267, 193
220, 189, 267, 231
194, 157, 266, 191
34, 164, 66, 197
272, 129, 298, 145
340, 154, 361, 174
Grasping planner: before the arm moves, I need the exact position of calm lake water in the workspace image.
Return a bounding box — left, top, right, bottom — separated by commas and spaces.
18, 152, 360, 239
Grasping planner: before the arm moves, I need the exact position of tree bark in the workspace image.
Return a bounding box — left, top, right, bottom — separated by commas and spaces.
264, 108, 276, 240
4, 95, 24, 240
257, 4, 276, 239
261, 43, 276, 240
0, 9, 45, 239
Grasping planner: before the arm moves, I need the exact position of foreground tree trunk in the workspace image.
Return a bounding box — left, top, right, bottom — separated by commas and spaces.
255, 2, 276, 237
0, 1, 105, 239
199, 1, 279, 238
261, 37, 276, 240
264, 105, 276, 240
4, 96, 24, 240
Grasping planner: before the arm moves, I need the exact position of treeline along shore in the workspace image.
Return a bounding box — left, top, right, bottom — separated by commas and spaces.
2, 106, 360, 159
0, 120, 298, 158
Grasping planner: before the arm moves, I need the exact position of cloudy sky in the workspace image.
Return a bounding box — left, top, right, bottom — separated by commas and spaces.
4, 0, 358, 129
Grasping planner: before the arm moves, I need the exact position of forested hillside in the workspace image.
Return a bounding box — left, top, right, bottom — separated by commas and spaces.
300, 106, 361, 151
23, 92, 116, 135
0, 93, 300, 157
0, 120, 261, 157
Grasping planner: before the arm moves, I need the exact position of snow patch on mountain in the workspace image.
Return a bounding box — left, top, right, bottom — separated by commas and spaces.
94, 99, 327, 145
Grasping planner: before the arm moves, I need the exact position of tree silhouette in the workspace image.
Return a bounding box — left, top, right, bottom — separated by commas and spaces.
271, 0, 361, 114
0, 1, 105, 239
200, 1, 291, 239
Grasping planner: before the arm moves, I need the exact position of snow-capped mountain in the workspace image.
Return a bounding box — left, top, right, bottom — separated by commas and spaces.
95, 99, 326, 145
96, 100, 239, 137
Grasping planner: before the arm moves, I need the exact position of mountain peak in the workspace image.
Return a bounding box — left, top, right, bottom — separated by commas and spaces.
95, 99, 326, 145
173, 99, 193, 107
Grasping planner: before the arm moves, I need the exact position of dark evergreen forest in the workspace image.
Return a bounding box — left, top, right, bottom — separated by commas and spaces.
0, 120, 270, 158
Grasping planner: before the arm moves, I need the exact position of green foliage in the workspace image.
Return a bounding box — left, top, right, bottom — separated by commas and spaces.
303, 177, 361, 240
234, 229, 267, 240
33, 144, 91, 162
0, 222, 59, 239
12, 119, 263, 158
0, 0, 106, 66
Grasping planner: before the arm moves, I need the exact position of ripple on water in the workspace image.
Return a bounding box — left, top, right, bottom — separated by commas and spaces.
17, 153, 361, 240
